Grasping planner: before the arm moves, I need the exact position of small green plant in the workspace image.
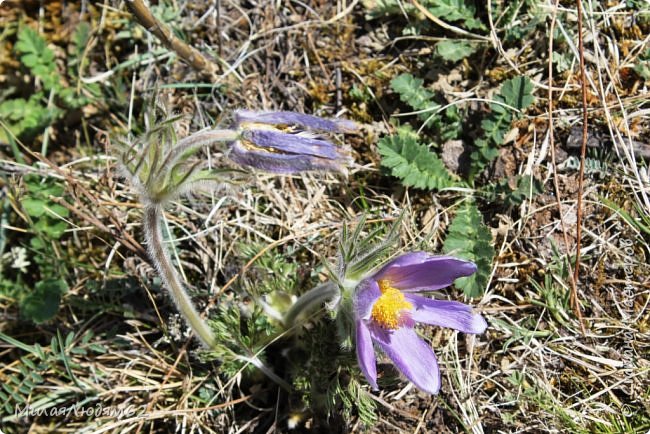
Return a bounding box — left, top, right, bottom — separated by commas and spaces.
0, 97, 55, 144
0, 330, 108, 419
483, 175, 543, 207
365, 0, 417, 19
19, 279, 68, 324
0, 176, 71, 323
493, 0, 545, 43
529, 241, 575, 326
558, 147, 613, 179
209, 303, 277, 378
0, 24, 96, 146
470, 76, 535, 181
390, 73, 438, 118
0, 342, 48, 415
423, 0, 485, 30
15, 26, 60, 91
390, 73, 463, 140
365, 0, 485, 32
377, 126, 456, 190
327, 376, 377, 427
443, 200, 494, 297
491, 317, 552, 351
238, 243, 300, 297
22, 177, 70, 243
435, 40, 480, 62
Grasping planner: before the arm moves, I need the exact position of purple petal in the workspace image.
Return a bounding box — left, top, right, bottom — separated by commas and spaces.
356, 320, 378, 389
235, 110, 359, 133
369, 325, 441, 394
228, 141, 345, 173
242, 129, 344, 160
374, 252, 477, 292
404, 295, 487, 334
353, 278, 382, 320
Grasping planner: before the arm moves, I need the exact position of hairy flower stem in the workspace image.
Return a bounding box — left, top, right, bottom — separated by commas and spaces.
283, 282, 339, 327
143, 204, 217, 348
144, 205, 291, 390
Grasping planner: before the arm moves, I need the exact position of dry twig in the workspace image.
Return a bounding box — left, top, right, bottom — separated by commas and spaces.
573, 0, 589, 332
124, 0, 221, 79
547, 0, 585, 332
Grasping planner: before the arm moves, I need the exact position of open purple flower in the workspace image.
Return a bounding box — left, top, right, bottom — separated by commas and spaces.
353, 252, 487, 394
228, 110, 357, 174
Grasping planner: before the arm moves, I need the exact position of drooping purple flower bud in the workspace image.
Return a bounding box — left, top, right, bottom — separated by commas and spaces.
235, 110, 359, 134
228, 110, 357, 174
353, 252, 487, 394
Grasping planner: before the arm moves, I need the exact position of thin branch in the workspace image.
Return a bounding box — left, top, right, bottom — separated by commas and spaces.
547, 0, 580, 327
573, 0, 588, 333
124, 0, 220, 78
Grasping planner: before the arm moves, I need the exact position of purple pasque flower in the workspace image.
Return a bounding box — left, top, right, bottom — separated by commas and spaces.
228, 110, 357, 174
353, 252, 487, 394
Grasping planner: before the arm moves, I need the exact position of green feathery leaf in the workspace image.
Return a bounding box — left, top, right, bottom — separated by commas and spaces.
470, 76, 535, 181
422, 0, 485, 30
390, 73, 438, 113
15, 26, 60, 91
378, 126, 455, 190
443, 200, 494, 297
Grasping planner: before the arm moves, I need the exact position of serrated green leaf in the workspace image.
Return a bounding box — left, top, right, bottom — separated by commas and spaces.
481, 115, 510, 143
14, 27, 47, 57
390, 73, 437, 112
443, 201, 494, 297
378, 127, 455, 190
15, 26, 60, 90
422, 0, 485, 30
435, 40, 479, 61
0, 96, 55, 141
469, 76, 535, 180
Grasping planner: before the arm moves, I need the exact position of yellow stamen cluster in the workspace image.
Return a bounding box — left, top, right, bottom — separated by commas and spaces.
371, 280, 413, 329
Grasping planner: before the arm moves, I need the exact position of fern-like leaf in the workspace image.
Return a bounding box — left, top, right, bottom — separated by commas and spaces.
390, 73, 438, 113
378, 127, 455, 190
422, 0, 485, 30
15, 26, 60, 91
443, 200, 494, 297
470, 76, 535, 180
